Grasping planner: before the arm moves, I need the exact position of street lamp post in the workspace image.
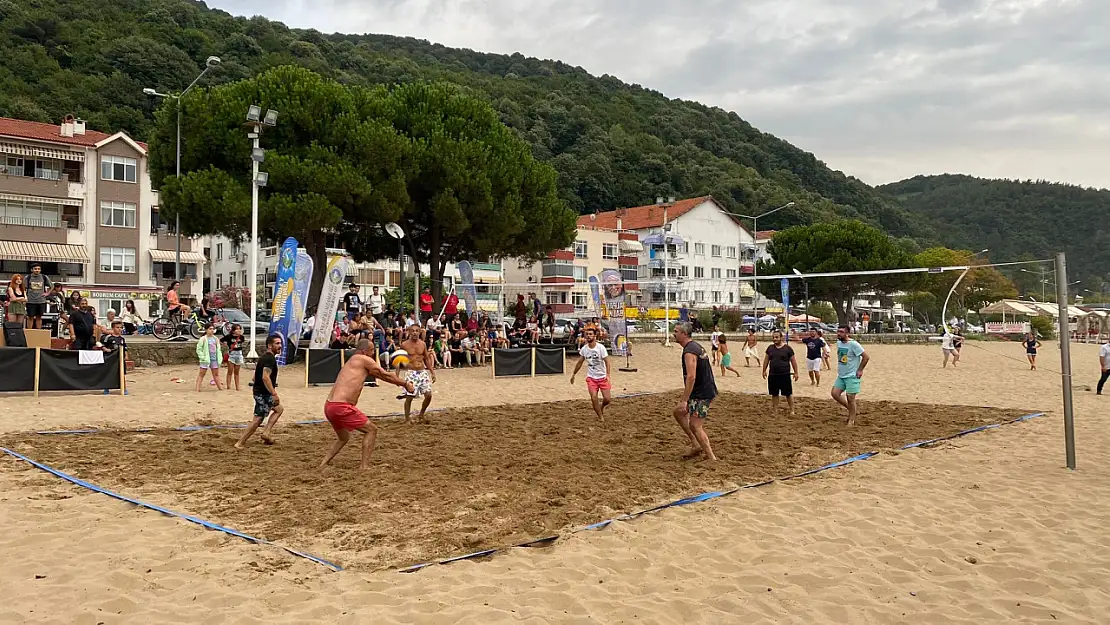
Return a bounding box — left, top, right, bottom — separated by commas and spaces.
725, 201, 795, 324
142, 56, 221, 283
245, 105, 278, 360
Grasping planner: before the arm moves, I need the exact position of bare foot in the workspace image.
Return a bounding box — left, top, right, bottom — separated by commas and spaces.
261, 434, 274, 445
846, 418, 856, 426
358, 464, 372, 471
233, 442, 245, 449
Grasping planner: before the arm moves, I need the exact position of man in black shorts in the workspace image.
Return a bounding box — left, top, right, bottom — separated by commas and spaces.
235, 334, 284, 448
762, 330, 799, 416
672, 322, 718, 461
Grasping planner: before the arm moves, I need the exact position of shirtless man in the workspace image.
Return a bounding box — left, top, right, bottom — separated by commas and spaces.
399, 325, 436, 423
321, 338, 414, 469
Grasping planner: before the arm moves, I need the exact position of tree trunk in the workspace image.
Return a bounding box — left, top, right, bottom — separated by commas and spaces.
303, 230, 328, 312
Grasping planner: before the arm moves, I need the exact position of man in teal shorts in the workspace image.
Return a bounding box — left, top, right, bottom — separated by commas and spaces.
831, 324, 870, 425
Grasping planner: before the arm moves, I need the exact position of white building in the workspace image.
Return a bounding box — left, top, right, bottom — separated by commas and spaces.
0, 116, 204, 318
583, 196, 766, 310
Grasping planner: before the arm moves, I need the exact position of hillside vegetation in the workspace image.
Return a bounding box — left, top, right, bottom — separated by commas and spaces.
0, 0, 930, 239
881, 175, 1110, 294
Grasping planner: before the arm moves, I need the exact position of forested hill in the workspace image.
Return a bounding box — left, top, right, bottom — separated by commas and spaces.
0, 0, 928, 239
880, 174, 1110, 293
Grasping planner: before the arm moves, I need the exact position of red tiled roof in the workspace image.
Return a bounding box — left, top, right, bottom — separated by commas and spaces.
579, 196, 747, 232
755, 230, 777, 240
0, 117, 146, 150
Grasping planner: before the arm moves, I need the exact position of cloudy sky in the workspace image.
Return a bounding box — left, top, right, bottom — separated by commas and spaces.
210, 0, 1109, 189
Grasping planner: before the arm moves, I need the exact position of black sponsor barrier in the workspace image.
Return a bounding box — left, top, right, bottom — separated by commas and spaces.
0, 347, 36, 392
492, 347, 532, 378
39, 349, 122, 392
0, 347, 124, 395
534, 346, 566, 376
306, 349, 344, 386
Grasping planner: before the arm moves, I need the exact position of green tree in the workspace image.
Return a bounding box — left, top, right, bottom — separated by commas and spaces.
914, 247, 1017, 321
151, 66, 574, 308
759, 221, 918, 324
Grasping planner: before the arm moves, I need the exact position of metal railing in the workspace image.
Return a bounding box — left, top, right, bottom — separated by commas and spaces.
0, 215, 63, 228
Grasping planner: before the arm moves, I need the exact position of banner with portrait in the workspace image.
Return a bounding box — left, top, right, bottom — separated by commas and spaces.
267, 237, 299, 366
598, 269, 628, 356
310, 255, 350, 350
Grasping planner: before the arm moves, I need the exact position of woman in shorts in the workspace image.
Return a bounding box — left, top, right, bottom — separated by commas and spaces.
222, 324, 246, 391
194, 323, 224, 392
1024, 332, 1041, 370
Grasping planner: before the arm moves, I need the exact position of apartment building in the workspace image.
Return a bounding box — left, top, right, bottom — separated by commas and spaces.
504, 225, 641, 315
0, 116, 204, 318
206, 235, 502, 312
583, 196, 760, 310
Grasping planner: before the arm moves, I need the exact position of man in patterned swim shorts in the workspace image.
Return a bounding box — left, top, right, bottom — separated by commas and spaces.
397, 325, 436, 423
672, 322, 719, 461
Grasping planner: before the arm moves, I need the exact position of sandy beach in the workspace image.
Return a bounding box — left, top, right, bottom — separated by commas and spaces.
2, 339, 1108, 623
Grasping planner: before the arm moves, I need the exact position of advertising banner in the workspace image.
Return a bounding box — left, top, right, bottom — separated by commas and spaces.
309, 255, 350, 350
780, 278, 791, 313
588, 275, 606, 317
267, 237, 299, 366
283, 249, 314, 363
599, 269, 628, 356
985, 322, 1031, 335
456, 261, 480, 314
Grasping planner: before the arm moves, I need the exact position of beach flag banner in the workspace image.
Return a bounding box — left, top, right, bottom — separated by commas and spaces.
284, 249, 314, 363
780, 278, 790, 313
456, 261, 480, 314
589, 276, 606, 317
268, 237, 299, 366
599, 269, 628, 356
310, 256, 350, 350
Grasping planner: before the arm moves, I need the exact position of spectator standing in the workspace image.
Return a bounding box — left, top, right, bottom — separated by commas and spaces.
419, 287, 434, 322
1097, 337, 1110, 396
6, 274, 27, 325
223, 324, 246, 391
531, 293, 543, 320
342, 284, 362, 321
101, 320, 127, 357
194, 323, 224, 392
443, 290, 460, 324
368, 286, 385, 324
24, 263, 51, 329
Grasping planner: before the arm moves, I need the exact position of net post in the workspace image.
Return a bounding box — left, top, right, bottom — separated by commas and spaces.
304, 349, 310, 387
118, 348, 126, 395
530, 347, 537, 377
490, 347, 496, 378
33, 347, 41, 398
1055, 252, 1076, 470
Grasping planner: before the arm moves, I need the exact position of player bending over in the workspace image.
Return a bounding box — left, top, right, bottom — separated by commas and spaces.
321, 338, 414, 470
570, 327, 612, 421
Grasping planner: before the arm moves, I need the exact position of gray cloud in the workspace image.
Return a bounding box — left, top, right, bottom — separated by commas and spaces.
210, 0, 1110, 189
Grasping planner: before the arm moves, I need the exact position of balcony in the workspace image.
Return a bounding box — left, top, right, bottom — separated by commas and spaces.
150, 226, 193, 252
0, 170, 71, 199
0, 215, 75, 244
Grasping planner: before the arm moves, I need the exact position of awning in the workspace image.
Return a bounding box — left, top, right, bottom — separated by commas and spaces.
641, 233, 684, 246
0, 142, 84, 162
619, 239, 644, 253
0, 240, 88, 263
0, 192, 82, 207
150, 249, 207, 264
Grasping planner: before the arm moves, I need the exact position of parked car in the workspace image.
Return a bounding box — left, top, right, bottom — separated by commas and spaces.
220, 308, 271, 336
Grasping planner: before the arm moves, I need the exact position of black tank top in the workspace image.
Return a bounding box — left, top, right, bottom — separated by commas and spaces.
1025, 338, 1037, 350
681, 341, 718, 401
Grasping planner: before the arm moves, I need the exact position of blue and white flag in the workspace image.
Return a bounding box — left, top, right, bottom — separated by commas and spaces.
267, 237, 299, 366
780, 277, 791, 313
310, 255, 350, 349
284, 249, 314, 363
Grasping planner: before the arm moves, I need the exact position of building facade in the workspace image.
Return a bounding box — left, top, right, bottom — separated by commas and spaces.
0, 116, 204, 318
504, 225, 640, 315
583, 196, 762, 310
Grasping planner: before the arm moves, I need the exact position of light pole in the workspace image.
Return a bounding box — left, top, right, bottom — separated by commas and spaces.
245, 104, 278, 360
725, 201, 795, 323
384, 223, 406, 313
143, 56, 221, 283
1021, 267, 1052, 302
663, 223, 673, 346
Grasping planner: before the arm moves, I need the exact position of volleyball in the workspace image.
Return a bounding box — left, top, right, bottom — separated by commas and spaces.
390, 349, 410, 369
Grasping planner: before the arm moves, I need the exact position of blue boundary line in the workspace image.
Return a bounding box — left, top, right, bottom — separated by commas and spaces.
398, 411, 1047, 573
0, 447, 343, 572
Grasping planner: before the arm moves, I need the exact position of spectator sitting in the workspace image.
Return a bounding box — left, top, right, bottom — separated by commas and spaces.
448, 330, 467, 365
466, 312, 479, 334
461, 330, 483, 365
526, 315, 540, 343
120, 300, 141, 335
434, 334, 451, 369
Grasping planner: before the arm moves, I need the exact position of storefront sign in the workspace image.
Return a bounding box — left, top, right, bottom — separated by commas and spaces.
986, 322, 1030, 334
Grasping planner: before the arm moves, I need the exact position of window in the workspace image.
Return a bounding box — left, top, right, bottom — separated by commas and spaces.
711, 268, 722, 279
712, 291, 721, 303
101, 155, 137, 183
359, 268, 386, 285
729, 292, 735, 304
241, 271, 248, 286
0, 196, 62, 228
542, 259, 574, 278
694, 290, 705, 302
229, 272, 236, 287
572, 292, 589, 309
694, 266, 705, 278
573, 265, 588, 282
3, 156, 62, 180
216, 273, 223, 289
711, 245, 722, 257
388, 271, 401, 287
546, 291, 568, 305
602, 243, 618, 260
726, 269, 738, 278
679, 265, 689, 277
727, 246, 737, 258
216, 243, 223, 260
99, 247, 136, 273
152, 262, 196, 279
694, 242, 705, 255
620, 265, 638, 283
574, 240, 588, 259
231, 243, 241, 257
100, 201, 136, 228
98, 299, 125, 318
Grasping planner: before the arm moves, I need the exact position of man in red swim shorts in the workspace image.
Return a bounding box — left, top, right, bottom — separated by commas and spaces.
570, 327, 612, 422
321, 338, 413, 470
